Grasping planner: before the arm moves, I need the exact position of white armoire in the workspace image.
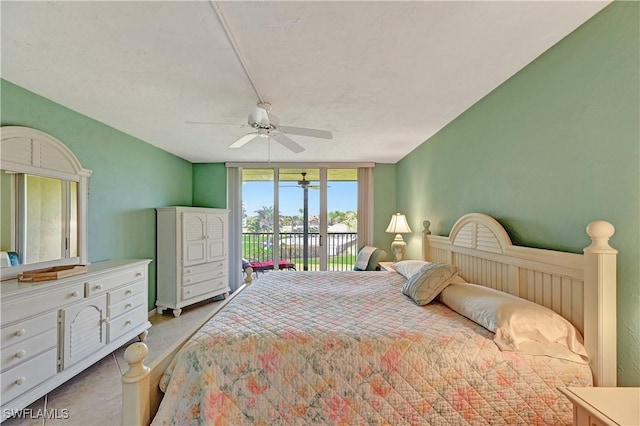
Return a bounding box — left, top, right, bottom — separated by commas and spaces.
155, 207, 230, 317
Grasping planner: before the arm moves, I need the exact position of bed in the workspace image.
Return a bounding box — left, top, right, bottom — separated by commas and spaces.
121, 213, 617, 425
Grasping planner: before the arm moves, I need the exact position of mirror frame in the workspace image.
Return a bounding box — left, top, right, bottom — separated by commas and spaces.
1, 126, 92, 280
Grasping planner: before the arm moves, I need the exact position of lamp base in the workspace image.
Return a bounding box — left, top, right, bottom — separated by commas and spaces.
391, 235, 406, 263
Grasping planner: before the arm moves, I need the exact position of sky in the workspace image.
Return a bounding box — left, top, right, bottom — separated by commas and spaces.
243, 181, 357, 217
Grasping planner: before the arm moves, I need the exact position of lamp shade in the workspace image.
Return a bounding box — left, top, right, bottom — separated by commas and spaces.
385, 213, 412, 234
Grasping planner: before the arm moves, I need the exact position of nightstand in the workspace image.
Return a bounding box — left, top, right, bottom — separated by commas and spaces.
558, 387, 640, 426
379, 262, 396, 272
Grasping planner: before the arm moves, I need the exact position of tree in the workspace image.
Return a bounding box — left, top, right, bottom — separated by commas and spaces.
254, 206, 274, 232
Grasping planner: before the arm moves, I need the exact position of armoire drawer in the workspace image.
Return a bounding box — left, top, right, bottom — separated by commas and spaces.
0, 348, 57, 404
182, 268, 226, 286
107, 305, 146, 343
1, 285, 84, 325
1, 328, 57, 372
182, 260, 226, 276
182, 277, 228, 301
0, 311, 57, 348
85, 266, 146, 297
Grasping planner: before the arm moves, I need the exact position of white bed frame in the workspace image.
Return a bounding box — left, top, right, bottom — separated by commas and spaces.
120, 213, 617, 426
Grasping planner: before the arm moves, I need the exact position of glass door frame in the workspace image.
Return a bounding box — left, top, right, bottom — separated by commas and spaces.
231, 162, 373, 274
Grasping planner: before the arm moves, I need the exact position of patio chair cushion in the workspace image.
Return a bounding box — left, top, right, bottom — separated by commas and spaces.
250, 260, 296, 272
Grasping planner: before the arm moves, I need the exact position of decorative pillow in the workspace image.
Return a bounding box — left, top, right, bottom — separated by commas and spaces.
394, 260, 430, 279
439, 283, 589, 364
367, 249, 388, 271
354, 247, 388, 271
402, 262, 458, 305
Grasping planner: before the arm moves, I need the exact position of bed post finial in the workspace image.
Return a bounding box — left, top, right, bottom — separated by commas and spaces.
585, 220, 616, 252
122, 342, 151, 426
244, 266, 254, 285
583, 220, 617, 387
423, 220, 431, 235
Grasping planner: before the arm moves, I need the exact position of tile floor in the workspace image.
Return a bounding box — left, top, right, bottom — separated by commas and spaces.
3, 298, 224, 426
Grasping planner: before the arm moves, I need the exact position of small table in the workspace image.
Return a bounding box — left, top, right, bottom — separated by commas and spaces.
558, 387, 640, 426
379, 262, 397, 272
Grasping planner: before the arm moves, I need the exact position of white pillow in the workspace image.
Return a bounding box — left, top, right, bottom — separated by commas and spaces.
439, 283, 589, 364
402, 262, 458, 305
395, 260, 466, 283
394, 260, 431, 279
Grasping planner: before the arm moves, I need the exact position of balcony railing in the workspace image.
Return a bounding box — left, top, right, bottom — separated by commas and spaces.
242, 232, 358, 271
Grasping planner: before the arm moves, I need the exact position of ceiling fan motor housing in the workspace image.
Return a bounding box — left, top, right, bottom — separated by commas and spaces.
249, 105, 278, 130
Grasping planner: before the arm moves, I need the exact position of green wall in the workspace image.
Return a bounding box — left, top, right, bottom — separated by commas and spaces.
1, 79, 194, 307
396, 2, 639, 386
372, 163, 396, 260
192, 163, 227, 208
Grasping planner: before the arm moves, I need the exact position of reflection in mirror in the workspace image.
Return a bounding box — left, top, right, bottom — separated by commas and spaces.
1, 172, 79, 266
1, 126, 91, 280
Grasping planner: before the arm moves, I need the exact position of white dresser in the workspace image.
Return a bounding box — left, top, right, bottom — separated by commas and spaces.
156, 207, 230, 317
0, 259, 151, 421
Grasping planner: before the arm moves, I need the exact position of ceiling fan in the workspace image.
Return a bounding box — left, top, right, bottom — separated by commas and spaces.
227, 102, 333, 153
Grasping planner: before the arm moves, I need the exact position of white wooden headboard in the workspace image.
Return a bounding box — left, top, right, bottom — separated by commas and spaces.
423, 213, 617, 387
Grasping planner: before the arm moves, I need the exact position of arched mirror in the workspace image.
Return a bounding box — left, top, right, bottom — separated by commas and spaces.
0, 126, 91, 280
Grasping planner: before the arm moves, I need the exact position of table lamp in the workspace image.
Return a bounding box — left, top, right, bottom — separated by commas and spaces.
385, 213, 412, 262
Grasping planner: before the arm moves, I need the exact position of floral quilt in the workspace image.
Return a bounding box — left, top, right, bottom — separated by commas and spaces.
152, 271, 592, 425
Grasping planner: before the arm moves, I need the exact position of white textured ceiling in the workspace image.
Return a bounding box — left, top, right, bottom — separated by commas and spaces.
1, 1, 609, 164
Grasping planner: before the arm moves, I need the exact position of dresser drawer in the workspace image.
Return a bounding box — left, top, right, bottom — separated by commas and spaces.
0, 348, 57, 404
1, 328, 57, 372
108, 280, 146, 305
108, 292, 146, 319
85, 266, 146, 297
1, 284, 84, 325
182, 277, 228, 301
0, 311, 57, 348
107, 305, 146, 343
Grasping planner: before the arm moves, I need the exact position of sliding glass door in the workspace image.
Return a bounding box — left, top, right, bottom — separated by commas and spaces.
241, 167, 358, 271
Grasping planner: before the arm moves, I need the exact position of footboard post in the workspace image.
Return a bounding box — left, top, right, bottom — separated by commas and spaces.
122, 342, 151, 426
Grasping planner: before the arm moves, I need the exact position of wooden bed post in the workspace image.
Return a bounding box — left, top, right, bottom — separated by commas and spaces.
422, 221, 431, 261
122, 342, 151, 426
583, 220, 617, 387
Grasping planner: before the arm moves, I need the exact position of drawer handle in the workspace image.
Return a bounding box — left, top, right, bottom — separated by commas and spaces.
71, 291, 80, 297
125, 303, 133, 309
126, 289, 132, 295
135, 272, 142, 277
186, 279, 191, 283
15, 329, 26, 337
102, 318, 110, 323
15, 350, 26, 359
186, 290, 191, 295
186, 269, 191, 273
94, 284, 102, 290
15, 377, 25, 386
125, 319, 132, 326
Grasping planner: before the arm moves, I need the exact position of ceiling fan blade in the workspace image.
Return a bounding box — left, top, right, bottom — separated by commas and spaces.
229, 132, 260, 148
279, 126, 333, 140
271, 133, 305, 153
